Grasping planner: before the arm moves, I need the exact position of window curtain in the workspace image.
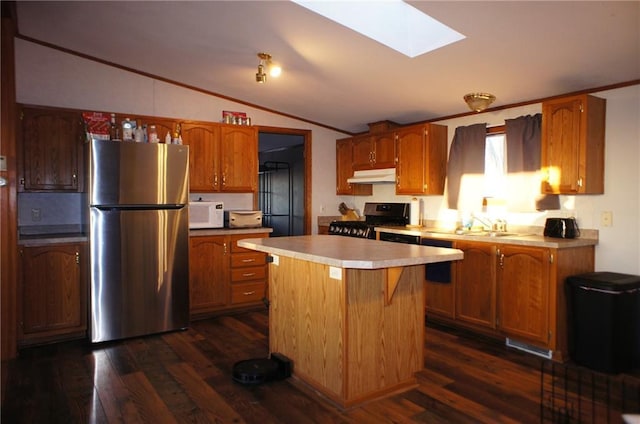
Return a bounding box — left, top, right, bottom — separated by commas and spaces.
505, 114, 560, 210
446, 123, 487, 209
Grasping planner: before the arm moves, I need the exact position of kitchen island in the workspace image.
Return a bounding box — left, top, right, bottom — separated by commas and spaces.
237, 235, 463, 409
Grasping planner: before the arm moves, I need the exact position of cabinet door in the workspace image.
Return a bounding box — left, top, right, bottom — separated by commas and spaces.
20, 244, 85, 337
189, 235, 229, 314
220, 125, 257, 192
395, 125, 425, 194
139, 117, 178, 143
181, 123, 220, 192
395, 124, 447, 195
20, 108, 83, 191
497, 245, 550, 345
541, 94, 605, 194
455, 241, 497, 329
336, 138, 372, 195
352, 136, 374, 170
371, 133, 396, 168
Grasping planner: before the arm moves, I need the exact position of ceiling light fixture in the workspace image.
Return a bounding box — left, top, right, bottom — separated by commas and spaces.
464, 93, 496, 112
256, 52, 282, 83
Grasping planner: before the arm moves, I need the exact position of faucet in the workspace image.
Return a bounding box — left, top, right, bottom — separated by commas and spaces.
471, 214, 508, 232
471, 213, 493, 230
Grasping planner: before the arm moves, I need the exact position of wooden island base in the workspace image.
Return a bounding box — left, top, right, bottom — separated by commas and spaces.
269, 256, 424, 409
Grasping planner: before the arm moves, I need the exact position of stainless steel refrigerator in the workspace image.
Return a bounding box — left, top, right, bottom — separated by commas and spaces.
88, 139, 190, 343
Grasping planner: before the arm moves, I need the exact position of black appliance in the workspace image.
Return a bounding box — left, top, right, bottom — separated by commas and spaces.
328, 202, 410, 239
544, 217, 580, 239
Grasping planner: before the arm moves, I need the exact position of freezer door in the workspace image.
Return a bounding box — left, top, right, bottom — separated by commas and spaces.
90, 206, 189, 343
89, 139, 189, 206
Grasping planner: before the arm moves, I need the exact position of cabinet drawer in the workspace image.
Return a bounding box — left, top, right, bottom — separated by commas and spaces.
231, 252, 266, 268
231, 282, 265, 305
231, 266, 266, 282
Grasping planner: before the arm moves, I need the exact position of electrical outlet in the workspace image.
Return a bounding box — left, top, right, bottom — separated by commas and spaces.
31, 208, 41, 222
601, 211, 613, 227
320, 204, 326, 213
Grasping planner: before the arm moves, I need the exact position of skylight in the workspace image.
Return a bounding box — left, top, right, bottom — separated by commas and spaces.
291, 0, 465, 58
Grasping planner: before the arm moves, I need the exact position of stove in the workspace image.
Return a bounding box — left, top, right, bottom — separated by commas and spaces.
328, 202, 410, 239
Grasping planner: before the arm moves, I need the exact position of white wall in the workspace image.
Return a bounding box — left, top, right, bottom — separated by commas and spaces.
14, 39, 345, 232
15, 40, 640, 274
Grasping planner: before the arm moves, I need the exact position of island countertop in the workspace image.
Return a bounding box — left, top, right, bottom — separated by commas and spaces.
237, 235, 463, 269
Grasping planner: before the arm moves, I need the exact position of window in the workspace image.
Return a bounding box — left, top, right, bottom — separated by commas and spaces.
484, 132, 506, 199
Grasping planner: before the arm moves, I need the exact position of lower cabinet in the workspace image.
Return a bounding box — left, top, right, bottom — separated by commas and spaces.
189, 231, 269, 318
497, 245, 550, 346
455, 241, 497, 329
426, 239, 594, 360
19, 242, 87, 346
189, 235, 230, 315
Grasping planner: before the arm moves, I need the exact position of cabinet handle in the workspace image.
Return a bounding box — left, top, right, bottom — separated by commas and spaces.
213, 174, 218, 187
577, 177, 583, 188
223, 243, 227, 254
75, 251, 80, 264
241, 258, 256, 263
499, 253, 504, 268
243, 291, 256, 296
242, 272, 256, 277
222, 174, 226, 186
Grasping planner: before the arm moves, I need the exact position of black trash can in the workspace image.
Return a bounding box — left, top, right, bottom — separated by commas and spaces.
566, 272, 640, 374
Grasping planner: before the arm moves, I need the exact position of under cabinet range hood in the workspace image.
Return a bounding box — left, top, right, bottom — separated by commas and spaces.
347, 168, 396, 184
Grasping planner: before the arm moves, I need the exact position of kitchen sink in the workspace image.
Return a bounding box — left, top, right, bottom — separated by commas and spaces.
422, 228, 532, 238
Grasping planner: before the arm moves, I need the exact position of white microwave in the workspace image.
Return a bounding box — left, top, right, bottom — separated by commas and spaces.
189, 201, 224, 229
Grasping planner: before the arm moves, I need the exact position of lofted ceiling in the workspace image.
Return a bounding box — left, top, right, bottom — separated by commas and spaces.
14, 1, 640, 134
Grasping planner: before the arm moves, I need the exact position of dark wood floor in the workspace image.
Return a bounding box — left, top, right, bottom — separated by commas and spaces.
2, 309, 639, 423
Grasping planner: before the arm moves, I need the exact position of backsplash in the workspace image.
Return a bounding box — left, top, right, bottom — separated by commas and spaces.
18, 193, 84, 234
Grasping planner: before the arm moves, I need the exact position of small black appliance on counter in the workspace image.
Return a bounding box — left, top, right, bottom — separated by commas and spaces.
544, 217, 580, 238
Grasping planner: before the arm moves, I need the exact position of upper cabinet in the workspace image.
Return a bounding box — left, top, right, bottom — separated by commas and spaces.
181, 122, 258, 193
181, 122, 221, 192
352, 133, 396, 170
336, 137, 372, 196
395, 123, 448, 195
541, 94, 606, 194
219, 125, 258, 192
19, 107, 84, 192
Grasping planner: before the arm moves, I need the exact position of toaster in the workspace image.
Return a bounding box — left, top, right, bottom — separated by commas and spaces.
543, 218, 580, 239
225, 210, 263, 228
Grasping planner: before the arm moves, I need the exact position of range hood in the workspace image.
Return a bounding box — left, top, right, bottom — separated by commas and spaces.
347, 168, 396, 184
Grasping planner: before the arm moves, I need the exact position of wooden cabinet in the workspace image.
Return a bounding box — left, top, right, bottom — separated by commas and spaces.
497, 245, 550, 345
395, 123, 448, 195
181, 122, 220, 192
138, 117, 178, 143
19, 243, 87, 345
335, 137, 372, 195
189, 231, 269, 318
230, 233, 269, 306
182, 122, 258, 193
425, 238, 594, 360
455, 241, 497, 329
541, 94, 606, 194
19, 107, 84, 192
189, 235, 229, 316
352, 133, 395, 170
219, 125, 258, 192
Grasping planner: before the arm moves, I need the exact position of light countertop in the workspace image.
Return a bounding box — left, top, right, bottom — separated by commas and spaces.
18, 227, 273, 246
376, 226, 598, 249
237, 235, 463, 270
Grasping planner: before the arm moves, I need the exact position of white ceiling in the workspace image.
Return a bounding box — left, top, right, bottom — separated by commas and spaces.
15, 1, 640, 134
